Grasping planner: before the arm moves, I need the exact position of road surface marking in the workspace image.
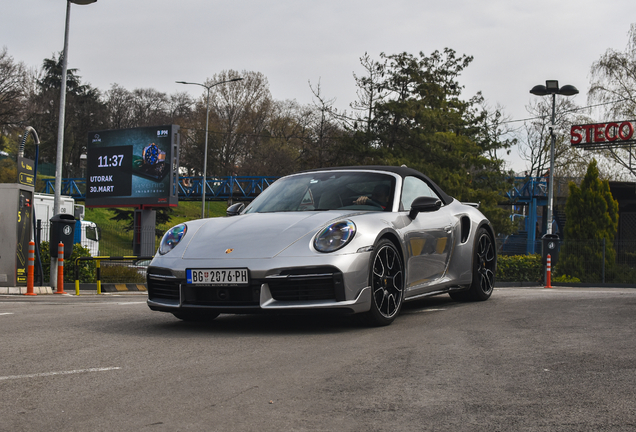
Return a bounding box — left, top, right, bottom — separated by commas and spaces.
0, 367, 121, 381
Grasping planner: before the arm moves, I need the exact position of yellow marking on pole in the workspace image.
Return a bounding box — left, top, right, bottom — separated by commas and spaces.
75, 280, 80, 296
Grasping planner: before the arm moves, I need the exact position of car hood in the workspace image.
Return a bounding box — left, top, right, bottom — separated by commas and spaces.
181, 211, 358, 260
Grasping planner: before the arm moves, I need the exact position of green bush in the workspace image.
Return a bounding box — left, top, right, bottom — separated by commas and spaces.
39, 241, 96, 283
100, 265, 145, 284
609, 263, 636, 284
496, 254, 542, 282
553, 274, 581, 283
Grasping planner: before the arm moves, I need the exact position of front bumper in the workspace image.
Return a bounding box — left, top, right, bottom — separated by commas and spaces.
146, 257, 373, 315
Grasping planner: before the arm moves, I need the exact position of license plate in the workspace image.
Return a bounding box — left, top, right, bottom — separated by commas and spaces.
186, 268, 249, 285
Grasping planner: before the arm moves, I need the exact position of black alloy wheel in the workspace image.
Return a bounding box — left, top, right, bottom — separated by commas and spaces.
450, 227, 496, 302
364, 239, 404, 326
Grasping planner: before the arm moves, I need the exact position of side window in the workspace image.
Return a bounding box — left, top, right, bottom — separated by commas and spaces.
85, 225, 101, 241
401, 176, 440, 210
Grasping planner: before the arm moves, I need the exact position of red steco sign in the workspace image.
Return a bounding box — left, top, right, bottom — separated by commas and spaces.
571, 121, 636, 147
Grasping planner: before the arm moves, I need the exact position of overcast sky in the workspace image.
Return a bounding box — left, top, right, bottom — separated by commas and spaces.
3, 0, 636, 172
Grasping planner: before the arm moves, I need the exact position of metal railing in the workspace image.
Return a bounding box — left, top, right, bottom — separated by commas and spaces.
42, 176, 279, 201
74, 255, 153, 295
497, 238, 636, 285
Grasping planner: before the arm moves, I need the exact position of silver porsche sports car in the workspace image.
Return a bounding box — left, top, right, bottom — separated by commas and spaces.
147, 166, 496, 326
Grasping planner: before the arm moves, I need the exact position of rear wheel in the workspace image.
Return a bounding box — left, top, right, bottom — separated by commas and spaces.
362, 239, 404, 326
172, 311, 220, 322
450, 227, 495, 302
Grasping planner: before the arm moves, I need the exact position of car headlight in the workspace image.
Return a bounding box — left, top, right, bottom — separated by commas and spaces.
159, 224, 187, 255
314, 220, 356, 253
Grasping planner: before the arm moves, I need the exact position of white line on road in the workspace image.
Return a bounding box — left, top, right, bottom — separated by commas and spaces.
0, 367, 122, 381
404, 308, 446, 314
0, 312, 14, 316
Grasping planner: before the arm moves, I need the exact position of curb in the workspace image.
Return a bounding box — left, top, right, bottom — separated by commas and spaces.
495, 282, 542, 288
69, 283, 147, 293
0, 283, 147, 295
0, 287, 53, 295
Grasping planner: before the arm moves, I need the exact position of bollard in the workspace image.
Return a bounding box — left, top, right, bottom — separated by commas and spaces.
55, 242, 67, 294
545, 254, 552, 288
25, 241, 36, 296
96, 259, 101, 295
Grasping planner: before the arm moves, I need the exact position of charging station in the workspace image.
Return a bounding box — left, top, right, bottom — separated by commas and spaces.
0, 183, 34, 286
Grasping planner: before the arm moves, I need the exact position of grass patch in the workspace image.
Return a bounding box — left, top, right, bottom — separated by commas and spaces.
81, 200, 232, 256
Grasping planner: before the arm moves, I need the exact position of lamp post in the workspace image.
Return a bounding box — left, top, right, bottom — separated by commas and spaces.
54, 0, 97, 217
176, 78, 243, 218
51, 0, 97, 288
529, 80, 579, 235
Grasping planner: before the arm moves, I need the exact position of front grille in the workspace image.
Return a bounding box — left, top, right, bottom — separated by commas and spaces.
182, 284, 260, 306
267, 268, 345, 301
147, 276, 180, 302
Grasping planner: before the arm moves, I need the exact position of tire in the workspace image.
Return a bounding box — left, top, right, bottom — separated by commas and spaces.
362, 239, 404, 326
172, 311, 220, 322
450, 227, 496, 302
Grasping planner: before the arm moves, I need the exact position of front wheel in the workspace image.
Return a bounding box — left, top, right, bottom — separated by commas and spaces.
362, 239, 404, 326
450, 227, 496, 302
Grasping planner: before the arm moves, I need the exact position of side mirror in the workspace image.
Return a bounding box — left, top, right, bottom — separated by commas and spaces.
408, 196, 442, 219
226, 202, 245, 216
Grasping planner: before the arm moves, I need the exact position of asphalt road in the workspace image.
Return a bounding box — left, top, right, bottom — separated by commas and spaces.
1, 287, 635, 432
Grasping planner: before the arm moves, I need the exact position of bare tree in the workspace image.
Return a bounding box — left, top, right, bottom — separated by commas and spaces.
104, 83, 134, 129
589, 24, 636, 119
204, 70, 272, 176
587, 24, 636, 179
130, 88, 171, 126
0, 47, 28, 131
168, 91, 193, 123
348, 52, 386, 135
519, 97, 590, 178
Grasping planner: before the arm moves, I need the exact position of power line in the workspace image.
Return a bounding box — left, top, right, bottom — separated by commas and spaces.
501, 99, 631, 125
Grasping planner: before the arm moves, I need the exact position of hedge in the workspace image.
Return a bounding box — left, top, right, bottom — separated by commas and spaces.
496, 254, 542, 283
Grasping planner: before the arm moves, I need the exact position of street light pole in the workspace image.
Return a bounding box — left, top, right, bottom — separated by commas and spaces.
51, 0, 97, 288
54, 0, 98, 217
176, 78, 243, 218
548, 92, 556, 235
530, 80, 579, 235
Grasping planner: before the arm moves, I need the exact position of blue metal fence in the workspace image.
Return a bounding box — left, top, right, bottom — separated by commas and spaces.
41, 176, 279, 201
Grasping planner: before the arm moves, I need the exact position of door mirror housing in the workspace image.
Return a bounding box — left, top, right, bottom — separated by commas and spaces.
408, 196, 442, 219
226, 202, 245, 216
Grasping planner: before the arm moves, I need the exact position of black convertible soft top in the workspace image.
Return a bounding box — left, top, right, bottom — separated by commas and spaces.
301, 165, 454, 205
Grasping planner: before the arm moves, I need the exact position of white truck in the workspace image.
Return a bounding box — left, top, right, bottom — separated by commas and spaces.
32, 193, 101, 256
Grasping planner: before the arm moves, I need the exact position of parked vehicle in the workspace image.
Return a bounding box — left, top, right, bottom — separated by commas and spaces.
32, 193, 101, 256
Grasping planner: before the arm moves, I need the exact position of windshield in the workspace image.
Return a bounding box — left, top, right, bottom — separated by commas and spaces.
244, 171, 396, 214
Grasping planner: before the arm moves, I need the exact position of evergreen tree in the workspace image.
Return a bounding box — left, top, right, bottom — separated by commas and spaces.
28, 53, 106, 175
345, 50, 514, 234
556, 159, 619, 281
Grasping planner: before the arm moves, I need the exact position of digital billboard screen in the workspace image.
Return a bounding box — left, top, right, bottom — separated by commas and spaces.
85, 125, 180, 208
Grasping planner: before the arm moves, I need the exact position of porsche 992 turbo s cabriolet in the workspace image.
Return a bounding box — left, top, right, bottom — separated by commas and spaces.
147, 166, 496, 326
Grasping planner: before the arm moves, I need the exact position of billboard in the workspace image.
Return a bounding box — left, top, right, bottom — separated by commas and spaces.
85, 125, 180, 208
